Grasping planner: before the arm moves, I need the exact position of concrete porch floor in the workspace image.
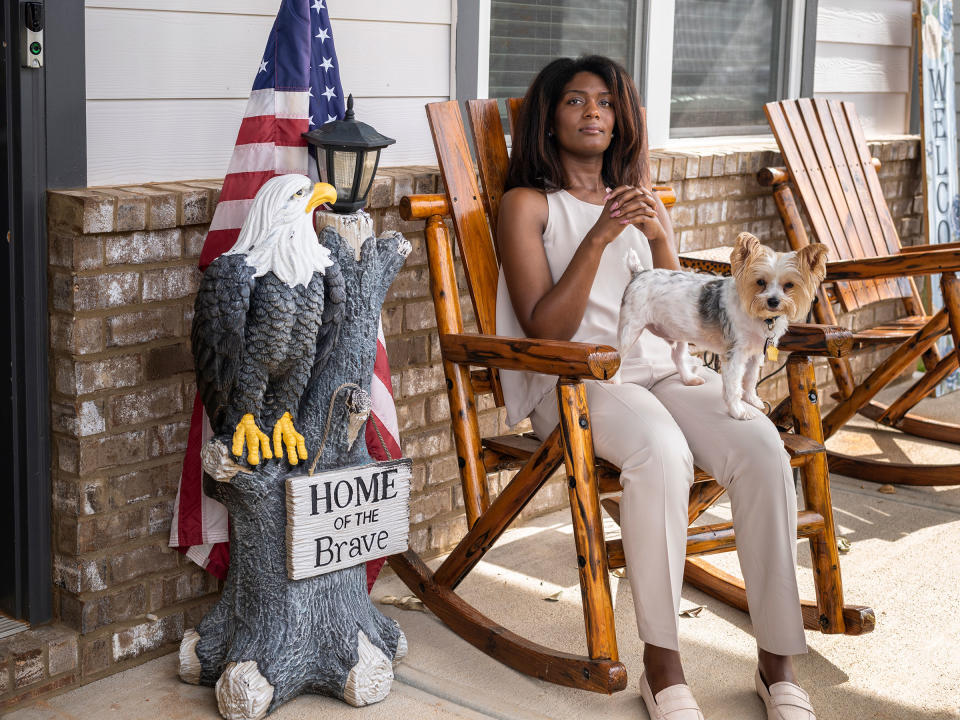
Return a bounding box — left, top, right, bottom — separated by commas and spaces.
8, 380, 960, 720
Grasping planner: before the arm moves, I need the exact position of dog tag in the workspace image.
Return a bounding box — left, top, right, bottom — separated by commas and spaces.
766, 345, 779, 362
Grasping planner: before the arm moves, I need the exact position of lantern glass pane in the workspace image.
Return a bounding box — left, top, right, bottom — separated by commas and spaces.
314, 148, 328, 183
332, 150, 357, 199
357, 150, 378, 200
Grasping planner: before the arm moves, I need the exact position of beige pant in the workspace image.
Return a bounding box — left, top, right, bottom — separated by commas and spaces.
529, 365, 807, 655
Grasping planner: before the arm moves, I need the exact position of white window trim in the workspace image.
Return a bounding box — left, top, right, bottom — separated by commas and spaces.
453, 0, 490, 102
642, 0, 675, 148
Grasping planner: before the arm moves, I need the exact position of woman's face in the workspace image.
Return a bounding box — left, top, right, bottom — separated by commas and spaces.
551, 71, 615, 156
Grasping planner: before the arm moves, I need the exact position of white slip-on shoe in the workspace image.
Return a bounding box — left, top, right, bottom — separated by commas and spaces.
755, 668, 816, 720
640, 671, 705, 720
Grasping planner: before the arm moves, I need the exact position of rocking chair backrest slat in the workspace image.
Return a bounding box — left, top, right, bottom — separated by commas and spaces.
765, 99, 914, 312
839, 101, 915, 298
463, 98, 509, 407
796, 98, 886, 303
466, 99, 511, 261
506, 97, 523, 138
426, 101, 499, 337
767, 100, 871, 310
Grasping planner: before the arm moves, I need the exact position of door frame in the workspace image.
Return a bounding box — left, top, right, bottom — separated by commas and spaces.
1, 0, 86, 624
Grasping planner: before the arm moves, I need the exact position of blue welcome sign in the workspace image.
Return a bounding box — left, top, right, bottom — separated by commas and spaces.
918, 0, 960, 395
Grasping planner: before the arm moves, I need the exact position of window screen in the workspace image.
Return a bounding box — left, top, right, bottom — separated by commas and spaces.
670, 0, 785, 136
489, 0, 638, 101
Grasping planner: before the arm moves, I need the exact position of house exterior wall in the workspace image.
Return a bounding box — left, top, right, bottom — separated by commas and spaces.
84, 0, 453, 186
83, 0, 918, 188
814, 0, 913, 135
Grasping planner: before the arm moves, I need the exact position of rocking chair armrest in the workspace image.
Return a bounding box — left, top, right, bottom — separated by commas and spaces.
898, 240, 960, 254
439, 333, 621, 380
757, 158, 881, 187
825, 247, 960, 280
653, 185, 677, 208
679, 254, 731, 275
756, 166, 791, 187
402, 190, 674, 217
778, 323, 853, 358
400, 193, 451, 220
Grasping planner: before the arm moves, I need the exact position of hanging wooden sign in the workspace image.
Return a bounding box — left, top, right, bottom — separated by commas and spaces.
917, 0, 960, 395
286, 459, 412, 580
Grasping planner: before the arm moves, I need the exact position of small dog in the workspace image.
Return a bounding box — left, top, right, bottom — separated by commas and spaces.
617, 232, 828, 419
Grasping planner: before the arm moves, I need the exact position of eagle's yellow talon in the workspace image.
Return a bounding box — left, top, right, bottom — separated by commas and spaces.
273, 411, 308, 465
233, 413, 272, 465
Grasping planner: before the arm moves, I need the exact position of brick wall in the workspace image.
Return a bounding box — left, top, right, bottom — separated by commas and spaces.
2, 138, 922, 709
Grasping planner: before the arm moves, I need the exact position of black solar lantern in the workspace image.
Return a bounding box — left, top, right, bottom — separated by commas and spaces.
302, 94, 396, 214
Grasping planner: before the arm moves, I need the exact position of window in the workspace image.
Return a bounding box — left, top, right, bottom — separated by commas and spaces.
462, 0, 813, 145
487, 0, 639, 101
670, 0, 792, 136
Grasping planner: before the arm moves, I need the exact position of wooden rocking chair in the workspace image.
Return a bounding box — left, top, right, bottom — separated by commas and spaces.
386, 98, 873, 695
759, 98, 960, 486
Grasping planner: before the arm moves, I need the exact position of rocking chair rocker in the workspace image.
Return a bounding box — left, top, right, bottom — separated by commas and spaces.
760, 98, 960, 486
386, 98, 873, 694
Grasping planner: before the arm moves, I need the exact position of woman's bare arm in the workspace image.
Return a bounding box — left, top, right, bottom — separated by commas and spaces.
497, 187, 627, 341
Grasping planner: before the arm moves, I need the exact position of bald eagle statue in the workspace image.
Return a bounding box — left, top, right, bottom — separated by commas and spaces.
192, 174, 339, 467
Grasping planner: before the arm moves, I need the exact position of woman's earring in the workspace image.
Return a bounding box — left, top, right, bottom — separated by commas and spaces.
547, 130, 554, 137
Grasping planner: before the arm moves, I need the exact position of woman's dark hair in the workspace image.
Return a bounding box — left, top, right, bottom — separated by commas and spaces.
505, 55, 648, 192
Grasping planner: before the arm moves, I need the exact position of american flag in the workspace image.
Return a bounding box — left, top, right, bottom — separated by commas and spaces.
170, 0, 400, 591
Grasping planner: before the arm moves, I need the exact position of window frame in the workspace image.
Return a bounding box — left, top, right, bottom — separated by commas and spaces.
457, 0, 818, 147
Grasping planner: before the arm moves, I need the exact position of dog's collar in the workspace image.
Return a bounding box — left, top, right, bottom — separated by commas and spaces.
763, 317, 782, 361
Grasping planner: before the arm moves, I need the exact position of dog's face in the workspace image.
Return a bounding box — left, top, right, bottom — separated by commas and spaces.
730, 232, 828, 322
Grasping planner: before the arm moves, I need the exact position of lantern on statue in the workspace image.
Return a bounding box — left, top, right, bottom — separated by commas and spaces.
302, 94, 396, 214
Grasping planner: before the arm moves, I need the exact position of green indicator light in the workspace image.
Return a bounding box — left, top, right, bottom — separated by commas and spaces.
29, 41, 41, 55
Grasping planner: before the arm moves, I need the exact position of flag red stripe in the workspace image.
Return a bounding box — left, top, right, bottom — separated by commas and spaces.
366, 557, 387, 592
177, 394, 207, 546
373, 338, 394, 392
221, 171, 281, 202
365, 412, 402, 461
236, 115, 310, 147
205, 542, 231, 581
199, 227, 242, 271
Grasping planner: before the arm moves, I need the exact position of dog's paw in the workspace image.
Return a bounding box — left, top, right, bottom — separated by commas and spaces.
681, 374, 705, 386
743, 393, 765, 411
727, 401, 761, 421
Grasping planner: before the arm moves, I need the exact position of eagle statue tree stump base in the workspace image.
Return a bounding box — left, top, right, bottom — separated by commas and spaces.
178, 192, 411, 719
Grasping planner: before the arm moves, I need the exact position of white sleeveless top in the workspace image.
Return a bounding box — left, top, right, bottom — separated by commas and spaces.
496, 189, 676, 426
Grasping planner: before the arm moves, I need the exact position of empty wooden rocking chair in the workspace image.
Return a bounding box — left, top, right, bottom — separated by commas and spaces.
760, 98, 960, 486
387, 98, 873, 694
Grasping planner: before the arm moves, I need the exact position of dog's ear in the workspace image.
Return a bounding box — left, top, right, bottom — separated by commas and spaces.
796, 243, 828, 283
730, 232, 760, 277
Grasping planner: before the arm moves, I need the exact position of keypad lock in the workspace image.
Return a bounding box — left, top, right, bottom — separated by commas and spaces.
21, 2, 43, 68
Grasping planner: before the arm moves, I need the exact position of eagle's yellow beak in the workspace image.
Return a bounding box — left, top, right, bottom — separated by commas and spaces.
305, 182, 337, 213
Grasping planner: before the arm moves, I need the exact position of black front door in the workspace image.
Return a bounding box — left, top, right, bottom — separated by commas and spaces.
1, 0, 52, 624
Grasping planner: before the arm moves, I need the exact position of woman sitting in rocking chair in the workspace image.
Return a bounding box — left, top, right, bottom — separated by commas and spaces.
495, 55, 816, 720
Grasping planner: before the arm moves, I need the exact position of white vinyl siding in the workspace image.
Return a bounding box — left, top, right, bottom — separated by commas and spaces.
814, 0, 912, 136
84, 0, 452, 186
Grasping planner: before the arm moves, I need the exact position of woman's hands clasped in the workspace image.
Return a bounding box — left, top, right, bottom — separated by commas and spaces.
591, 185, 667, 245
